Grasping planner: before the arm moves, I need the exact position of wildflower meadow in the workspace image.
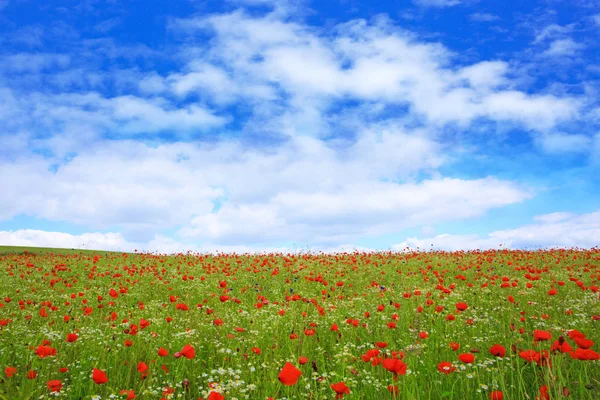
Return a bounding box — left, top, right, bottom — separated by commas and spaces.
0, 247, 599, 399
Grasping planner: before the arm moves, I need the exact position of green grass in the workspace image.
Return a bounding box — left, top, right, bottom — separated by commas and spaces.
0, 249, 598, 399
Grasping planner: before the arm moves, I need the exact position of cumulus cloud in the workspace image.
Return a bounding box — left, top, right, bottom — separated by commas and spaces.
543, 39, 583, 57
168, 11, 579, 131
394, 210, 600, 250
537, 132, 592, 153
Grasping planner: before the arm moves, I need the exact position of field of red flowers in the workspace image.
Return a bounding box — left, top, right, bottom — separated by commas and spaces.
0, 248, 599, 399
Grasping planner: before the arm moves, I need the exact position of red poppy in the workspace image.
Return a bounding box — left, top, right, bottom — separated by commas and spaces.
278, 362, 302, 386
568, 329, 585, 340
533, 330, 552, 343
175, 344, 195, 359
119, 389, 136, 400
456, 302, 468, 311
437, 361, 456, 374
419, 331, 428, 339
47, 380, 63, 393
137, 362, 148, 374
489, 391, 503, 400
458, 353, 474, 363
449, 342, 460, 351
574, 337, 594, 349
251, 347, 261, 355
207, 392, 225, 400
489, 344, 506, 357
35, 345, 57, 358
330, 382, 351, 399
158, 347, 169, 357
27, 370, 37, 379
66, 333, 78, 342
382, 358, 407, 377
92, 368, 108, 384
330, 323, 339, 331
537, 385, 550, 400
569, 348, 600, 360
376, 342, 388, 348
299, 356, 308, 365
519, 350, 540, 363
4, 367, 16, 378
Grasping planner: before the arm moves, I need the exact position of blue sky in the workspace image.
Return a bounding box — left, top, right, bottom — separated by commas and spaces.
0, 0, 599, 253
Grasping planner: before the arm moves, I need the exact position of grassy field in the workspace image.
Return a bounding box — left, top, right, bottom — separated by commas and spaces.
0, 247, 598, 399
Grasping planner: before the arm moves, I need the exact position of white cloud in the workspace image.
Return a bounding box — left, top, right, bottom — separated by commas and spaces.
0, 229, 131, 251
470, 13, 499, 22
533, 24, 573, 44
179, 177, 531, 245
167, 11, 579, 131
537, 132, 592, 153
0, 128, 530, 247
543, 39, 583, 57
0, 53, 70, 73
413, 0, 461, 7
394, 210, 600, 250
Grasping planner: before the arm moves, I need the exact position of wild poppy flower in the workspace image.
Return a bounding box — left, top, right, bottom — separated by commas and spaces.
35, 345, 57, 358
361, 349, 380, 362
330, 382, 351, 399
92, 368, 108, 384
207, 392, 225, 400
66, 333, 78, 342
382, 358, 407, 377
449, 342, 460, 351
158, 347, 169, 357
47, 380, 63, 392
533, 330, 552, 343
376, 342, 388, 348
251, 347, 261, 355
419, 331, 428, 339
489, 344, 506, 357
59, 367, 68, 373
456, 302, 468, 311
519, 350, 540, 363
278, 362, 302, 386
537, 385, 550, 400
299, 356, 308, 365
175, 344, 195, 359
568, 329, 585, 340
569, 348, 600, 360
330, 324, 339, 332
388, 385, 399, 395
574, 337, 594, 349
437, 361, 456, 374
489, 391, 503, 400
137, 362, 148, 374
119, 389, 136, 400
4, 367, 16, 378
458, 353, 474, 363
27, 370, 37, 379
124, 340, 133, 347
